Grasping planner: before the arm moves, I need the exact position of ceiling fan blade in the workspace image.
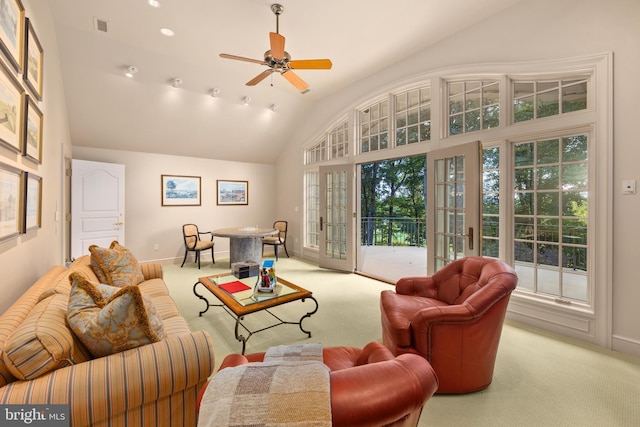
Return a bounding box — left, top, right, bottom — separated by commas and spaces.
281, 70, 309, 92
288, 59, 333, 70
219, 53, 265, 65
269, 32, 285, 61
246, 69, 274, 86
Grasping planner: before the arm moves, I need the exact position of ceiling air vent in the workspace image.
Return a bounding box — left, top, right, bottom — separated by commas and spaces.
94, 17, 108, 33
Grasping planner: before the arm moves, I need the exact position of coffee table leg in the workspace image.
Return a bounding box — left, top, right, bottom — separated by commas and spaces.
235, 316, 247, 354
299, 296, 319, 337
193, 281, 212, 316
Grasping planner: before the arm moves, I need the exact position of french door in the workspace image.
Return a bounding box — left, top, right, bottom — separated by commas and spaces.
427, 141, 480, 274
318, 165, 355, 272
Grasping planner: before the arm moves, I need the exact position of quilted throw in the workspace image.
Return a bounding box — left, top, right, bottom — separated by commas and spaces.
198, 344, 330, 427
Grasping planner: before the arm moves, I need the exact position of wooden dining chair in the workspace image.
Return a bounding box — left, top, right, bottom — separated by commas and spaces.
181, 224, 215, 269
262, 220, 289, 261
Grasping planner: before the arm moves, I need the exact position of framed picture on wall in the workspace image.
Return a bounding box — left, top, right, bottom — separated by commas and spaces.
0, 0, 25, 73
0, 162, 22, 241
161, 174, 201, 206
23, 17, 43, 101
23, 171, 41, 232
22, 95, 43, 163
0, 59, 24, 153
217, 180, 248, 205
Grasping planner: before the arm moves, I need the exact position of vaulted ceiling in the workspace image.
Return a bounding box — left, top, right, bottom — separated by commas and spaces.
50, 0, 521, 163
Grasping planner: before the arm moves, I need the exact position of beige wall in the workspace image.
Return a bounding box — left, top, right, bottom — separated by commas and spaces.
275, 0, 640, 355
0, 0, 72, 313
72, 147, 277, 263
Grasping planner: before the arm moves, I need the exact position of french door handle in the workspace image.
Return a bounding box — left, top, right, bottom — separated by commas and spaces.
320, 217, 323, 231
466, 227, 474, 250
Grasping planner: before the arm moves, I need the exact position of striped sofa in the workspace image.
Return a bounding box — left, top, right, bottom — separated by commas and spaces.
0, 256, 215, 427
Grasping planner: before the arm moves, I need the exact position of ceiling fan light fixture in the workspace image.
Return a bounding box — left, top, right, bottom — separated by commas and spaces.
243, 96, 251, 105
125, 65, 138, 78
172, 78, 183, 88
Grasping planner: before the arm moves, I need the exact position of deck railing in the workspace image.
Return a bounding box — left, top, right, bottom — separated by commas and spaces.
361, 217, 426, 247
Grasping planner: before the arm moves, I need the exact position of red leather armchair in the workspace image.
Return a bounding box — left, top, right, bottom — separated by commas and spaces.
198, 341, 439, 427
381, 256, 517, 394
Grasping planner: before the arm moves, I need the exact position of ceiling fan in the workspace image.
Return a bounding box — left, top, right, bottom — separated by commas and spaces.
219, 3, 332, 94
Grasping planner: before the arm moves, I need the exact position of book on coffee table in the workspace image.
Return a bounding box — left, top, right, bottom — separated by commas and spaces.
219, 281, 252, 294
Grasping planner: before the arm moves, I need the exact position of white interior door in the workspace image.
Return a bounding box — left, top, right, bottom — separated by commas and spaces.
319, 165, 354, 272
71, 159, 125, 259
427, 141, 480, 274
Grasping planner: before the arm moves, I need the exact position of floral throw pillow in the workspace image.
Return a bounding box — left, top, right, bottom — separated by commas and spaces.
89, 241, 144, 287
67, 272, 165, 358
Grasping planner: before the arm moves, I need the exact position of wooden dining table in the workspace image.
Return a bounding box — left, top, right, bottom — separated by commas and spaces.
212, 227, 278, 265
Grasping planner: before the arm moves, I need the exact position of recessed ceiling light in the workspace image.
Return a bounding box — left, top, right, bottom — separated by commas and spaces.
148, 0, 160, 7
160, 28, 174, 37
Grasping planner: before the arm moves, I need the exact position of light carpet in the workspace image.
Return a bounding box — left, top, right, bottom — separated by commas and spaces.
164, 257, 640, 427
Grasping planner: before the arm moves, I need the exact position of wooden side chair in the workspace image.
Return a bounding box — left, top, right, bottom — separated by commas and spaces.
181, 224, 215, 269
262, 220, 289, 261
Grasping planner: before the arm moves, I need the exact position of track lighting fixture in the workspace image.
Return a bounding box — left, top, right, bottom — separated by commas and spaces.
210, 88, 221, 97
243, 96, 251, 105
269, 103, 279, 112
172, 78, 183, 88
125, 65, 138, 78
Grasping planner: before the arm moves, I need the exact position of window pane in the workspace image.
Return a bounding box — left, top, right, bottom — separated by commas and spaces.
563, 135, 588, 162
562, 82, 587, 113
537, 192, 559, 216
562, 164, 588, 190
465, 110, 481, 132
514, 143, 534, 166
514, 97, 534, 122
514, 82, 534, 98
537, 139, 559, 164
483, 193, 499, 213
562, 191, 587, 217
537, 166, 559, 190
483, 106, 499, 129
483, 147, 500, 169
514, 168, 534, 190
537, 89, 559, 117
514, 193, 534, 215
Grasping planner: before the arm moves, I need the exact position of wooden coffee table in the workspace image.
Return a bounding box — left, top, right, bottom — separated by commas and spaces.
193, 273, 318, 354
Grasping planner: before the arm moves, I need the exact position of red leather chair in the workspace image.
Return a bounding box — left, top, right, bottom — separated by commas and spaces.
381, 256, 517, 394
197, 341, 439, 427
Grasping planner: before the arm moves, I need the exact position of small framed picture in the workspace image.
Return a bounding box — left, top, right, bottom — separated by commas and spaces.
161, 174, 201, 206
0, 59, 24, 153
23, 17, 43, 101
0, 162, 22, 241
22, 95, 43, 163
23, 171, 41, 232
0, 0, 25, 73
217, 180, 248, 205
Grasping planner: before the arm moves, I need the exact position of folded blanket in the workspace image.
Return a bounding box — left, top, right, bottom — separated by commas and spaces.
198, 344, 331, 427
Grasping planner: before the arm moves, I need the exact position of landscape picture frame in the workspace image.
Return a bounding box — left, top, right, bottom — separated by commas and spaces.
0, 59, 24, 153
0, 162, 22, 241
0, 0, 25, 73
23, 171, 41, 232
23, 17, 43, 101
161, 174, 201, 206
217, 180, 248, 205
22, 94, 42, 163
